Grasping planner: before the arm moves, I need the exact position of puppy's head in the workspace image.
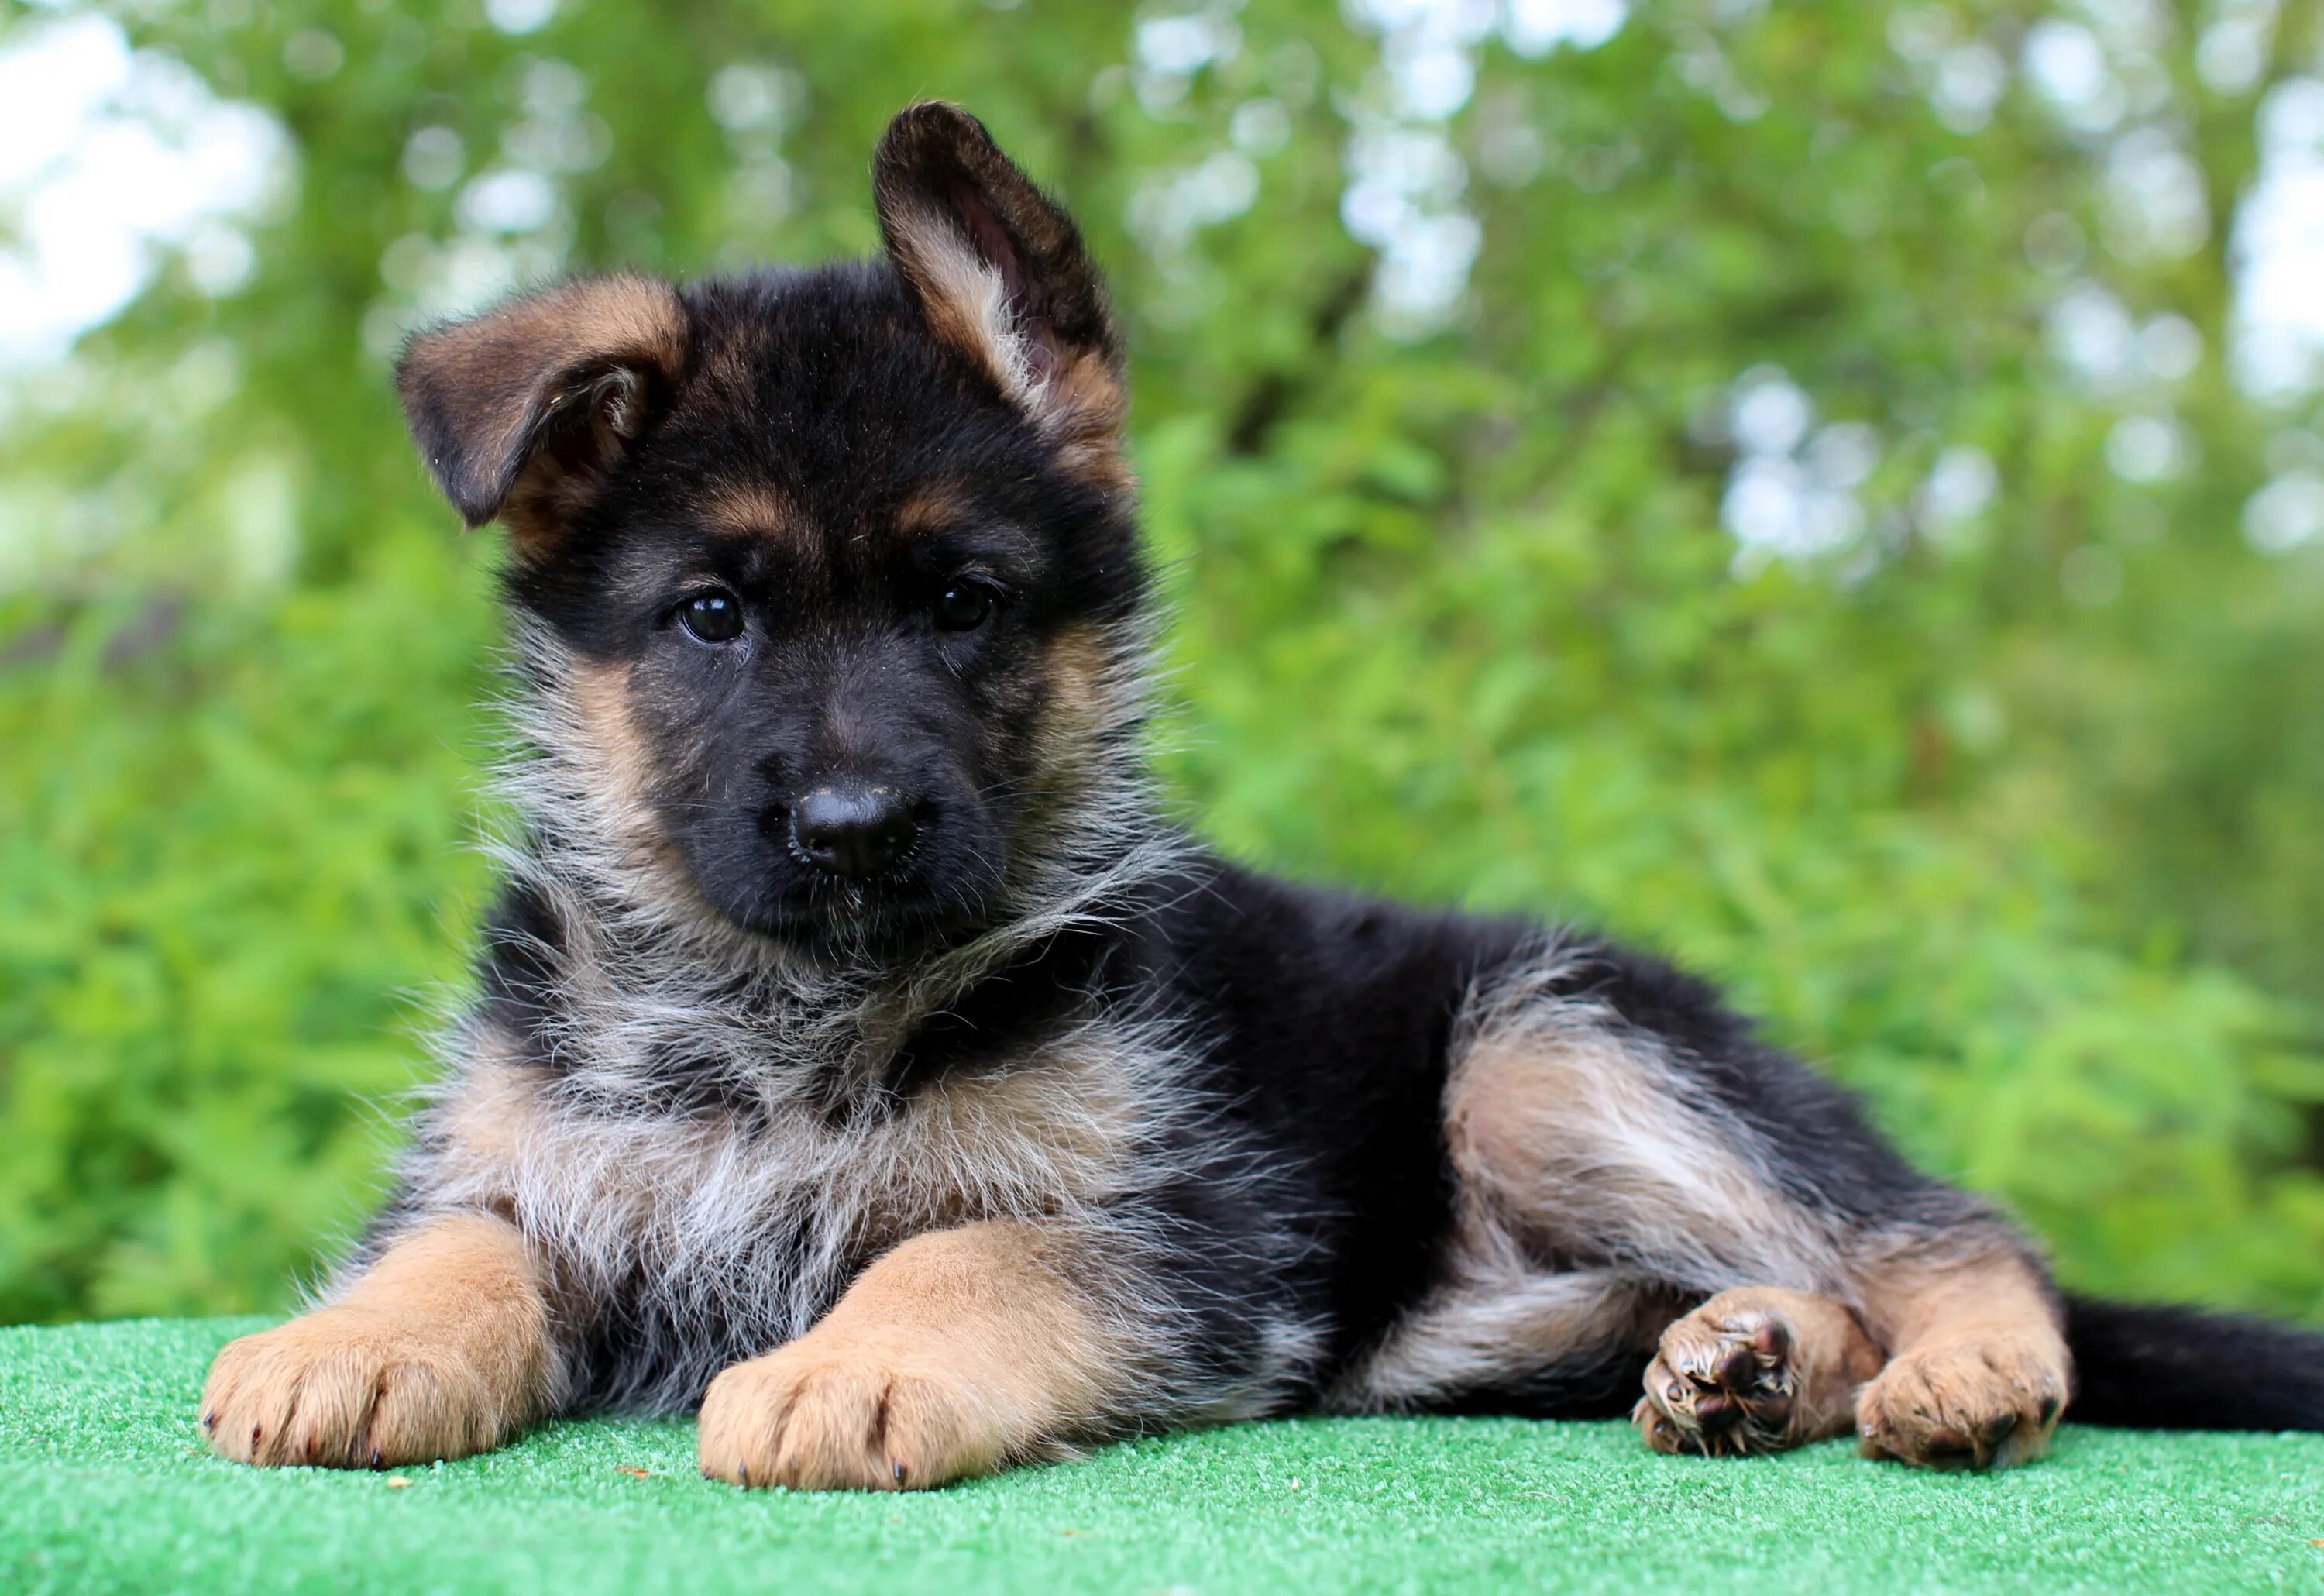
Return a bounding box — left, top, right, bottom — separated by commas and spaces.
397, 104, 1144, 958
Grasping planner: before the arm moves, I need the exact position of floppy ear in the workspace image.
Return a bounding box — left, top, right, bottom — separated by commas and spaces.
395, 272, 687, 544
873, 102, 1127, 476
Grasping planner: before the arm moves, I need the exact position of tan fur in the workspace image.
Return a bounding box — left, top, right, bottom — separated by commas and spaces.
696, 1219, 1128, 1490
515, 273, 685, 373
1339, 962, 1858, 1409
538, 648, 782, 959
698, 482, 803, 542
1329, 1259, 1672, 1410
1345, 950, 1888, 1413
200, 1214, 554, 1468
1027, 624, 1115, 781
880, 201, 1129, 497
396, 1002, 1164, 1422
1043, 347, 1134, 498
431, 1037, 541, 1174
886, 202, 1030, 401
893, 483, 968, 536
1442, 975, 1845, 1291
422, 275, 684, 466
871, 107, 1133, 498
1342, 952, 2077, 1474
1634, 1286, 1885, 1456
422, 1035, 1145, 1266
400, 273, 686, 545
562, 655, 705, 903
569, 661, 655, 811
1853, 1249, 2071, 1469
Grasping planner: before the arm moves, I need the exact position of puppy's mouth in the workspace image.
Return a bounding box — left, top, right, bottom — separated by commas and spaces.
664, 797, 1009, 962
736, 861, 1000, 963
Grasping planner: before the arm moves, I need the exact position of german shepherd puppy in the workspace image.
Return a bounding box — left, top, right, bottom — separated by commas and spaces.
202, 102, 2324, 1489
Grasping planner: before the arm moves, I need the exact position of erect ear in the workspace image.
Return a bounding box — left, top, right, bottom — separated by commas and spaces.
395, 272, 687, 543
873, 102, 1128, 477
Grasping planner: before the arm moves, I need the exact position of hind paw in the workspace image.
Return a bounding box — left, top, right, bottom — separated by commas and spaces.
1856, 1333, 2066, 1470
1635, 1299, 1800, 1456
1635, 1286, 1884, 1458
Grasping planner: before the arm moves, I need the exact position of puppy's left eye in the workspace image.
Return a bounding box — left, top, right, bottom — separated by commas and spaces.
680, 591, 744, 643
933, 583, 995, 632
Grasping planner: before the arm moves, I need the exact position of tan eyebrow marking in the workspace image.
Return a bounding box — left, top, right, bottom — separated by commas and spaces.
697, 482, 803, 542
894, 483, 970, 537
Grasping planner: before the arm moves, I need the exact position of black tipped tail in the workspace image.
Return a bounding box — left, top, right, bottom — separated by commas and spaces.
2064, 1293, 2324, 1431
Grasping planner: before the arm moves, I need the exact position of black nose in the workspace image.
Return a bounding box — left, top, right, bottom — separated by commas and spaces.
789, 783, 918, 879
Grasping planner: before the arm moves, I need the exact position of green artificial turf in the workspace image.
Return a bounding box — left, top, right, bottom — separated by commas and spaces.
3, 1319, 2320, 1594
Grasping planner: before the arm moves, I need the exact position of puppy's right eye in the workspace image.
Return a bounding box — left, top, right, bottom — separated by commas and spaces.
680, 591, 744, 644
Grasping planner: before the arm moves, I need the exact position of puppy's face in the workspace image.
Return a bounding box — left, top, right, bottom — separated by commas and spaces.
397, 105, 1143, 957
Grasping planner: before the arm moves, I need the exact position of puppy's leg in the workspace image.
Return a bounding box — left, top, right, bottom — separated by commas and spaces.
201, 1212, 556, 1468
1429, 962, 1872, 1433
1633, 1286, 1885, 1456
1852, 1240, 2071, 1470
697, 1219, 1129, 1491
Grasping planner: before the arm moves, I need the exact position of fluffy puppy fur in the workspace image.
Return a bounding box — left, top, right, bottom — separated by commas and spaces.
202, 102, 2324, 1488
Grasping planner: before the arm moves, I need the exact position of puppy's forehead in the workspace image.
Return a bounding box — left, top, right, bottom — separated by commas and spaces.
682, 477, 983, 566
676, 465, 992, 573
656, 265, 1035, 545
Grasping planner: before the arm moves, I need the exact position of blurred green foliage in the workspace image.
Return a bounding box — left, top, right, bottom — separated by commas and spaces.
3, 0, 2322, 1326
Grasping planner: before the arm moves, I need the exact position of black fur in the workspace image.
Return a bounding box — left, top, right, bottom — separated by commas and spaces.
2065, 1296, 2324, 1430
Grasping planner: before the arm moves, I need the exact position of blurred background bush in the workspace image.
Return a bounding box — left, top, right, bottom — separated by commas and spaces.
3, 0, 2322, 1326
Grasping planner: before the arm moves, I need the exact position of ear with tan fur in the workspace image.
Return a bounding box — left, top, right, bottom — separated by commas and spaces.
395, 272, 687, 544
873, 103, 1126, 463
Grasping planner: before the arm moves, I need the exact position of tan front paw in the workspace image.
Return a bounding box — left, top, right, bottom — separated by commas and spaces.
1856, 1333, 2067, 1470
697, 1335, 1007, 1492
201, 1309, 518, 1469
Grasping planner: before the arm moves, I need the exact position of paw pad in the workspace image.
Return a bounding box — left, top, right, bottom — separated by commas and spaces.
1635, 1308, 1800, 1457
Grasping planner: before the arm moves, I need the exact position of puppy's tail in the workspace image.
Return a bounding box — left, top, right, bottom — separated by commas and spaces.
2064, 1293, 2324, 1430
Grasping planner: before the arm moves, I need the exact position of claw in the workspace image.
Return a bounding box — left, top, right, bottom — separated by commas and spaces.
892, 1460, 907, 1486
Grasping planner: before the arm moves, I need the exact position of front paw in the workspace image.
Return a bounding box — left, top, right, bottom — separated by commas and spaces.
698, 1333, 1006, 1492
1856, 1333, 2067, 1470
201, 1309, 517, 1468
